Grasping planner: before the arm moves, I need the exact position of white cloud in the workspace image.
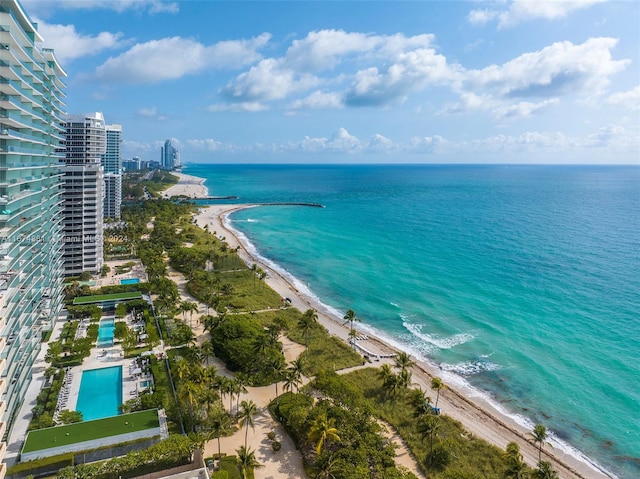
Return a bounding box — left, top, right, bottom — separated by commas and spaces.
345, 48, 458, 107
222, 58, 319, 102
136, 107, 168, 121
284, 128, 363, 153
468, 0, 608, 28
285, 30, 383, 72
366, 134, 396, 152
606, 86, 640, 110
492, 98, 560, 119
207, 102, 270, 112
466, 38, 628, 98
93, 34, 270, 84
288, 91, 344, 110
221, 30, 448, 110
409, 135, 449, 153
467, 9, 500, 25
35, 20, 125, 64
187, 139, 234, 151
137, 107, 157, 118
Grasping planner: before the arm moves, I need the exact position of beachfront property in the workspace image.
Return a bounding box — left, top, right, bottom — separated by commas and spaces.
102, 124, 122, 220
60, 112, 105, 276
0, 0, 67, 472
160, 139, 180, 171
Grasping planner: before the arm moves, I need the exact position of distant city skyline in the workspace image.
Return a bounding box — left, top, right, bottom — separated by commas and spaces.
26, 0, 640, 164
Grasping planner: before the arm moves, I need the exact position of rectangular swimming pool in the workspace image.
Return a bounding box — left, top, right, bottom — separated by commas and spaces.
76, 366, 123, 420
97, 318, 115, 347
120, 278, 140, 285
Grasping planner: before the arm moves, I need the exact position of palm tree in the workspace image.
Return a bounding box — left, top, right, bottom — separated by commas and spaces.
394, 351, 415, 373
534, 461, 559, 479
234, 373, 249, 412
285, 365, 303, 393
270, 358, 286, 399
398, 368, 412, 389
199, 341, 216, 367
207, 411, 230, 465
313, 453, 339, 479
417, 414, 439, 467
238, 400, 258, 449
185, 301, 199, 327
532, 423, 548, 462
382, 372, 400, 400
503, 442, 527, 479
283, 369, 300, 394
377, 363, 393, 384
431, 376, 444, 408
236, 445, 263, 479
298, 309, 318, 350
308, 412, 341, 455
407, 387, 432, 418
342, 309, 361, 348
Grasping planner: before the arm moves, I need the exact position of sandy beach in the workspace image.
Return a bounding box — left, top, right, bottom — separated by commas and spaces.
162, 171, 209, 199
193, 203, 612, 479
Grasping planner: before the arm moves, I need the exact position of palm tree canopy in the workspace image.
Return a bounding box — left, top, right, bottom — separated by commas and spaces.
532, 424, 548, 443
308, 413, 341, 455
394, 351, 415, 372
239, 400, 258, 429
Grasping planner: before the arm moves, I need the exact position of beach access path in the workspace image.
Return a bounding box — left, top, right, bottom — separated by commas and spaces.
194, 203, 612, 479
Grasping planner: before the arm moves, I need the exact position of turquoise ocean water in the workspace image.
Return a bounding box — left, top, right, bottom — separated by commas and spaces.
186, 164, 639, 478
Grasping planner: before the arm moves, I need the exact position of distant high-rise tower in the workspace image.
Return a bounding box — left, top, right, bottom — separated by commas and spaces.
61, 113, 105, 276
160, 139, 179, 170
0, 0, 66, 468
101, 124, 122, 219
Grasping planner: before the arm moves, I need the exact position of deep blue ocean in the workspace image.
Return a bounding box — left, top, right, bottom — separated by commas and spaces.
186, 163, 639, 478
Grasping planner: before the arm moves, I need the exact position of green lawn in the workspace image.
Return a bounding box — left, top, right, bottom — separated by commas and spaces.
73, 291, 143, 305
22, 410, 160, 453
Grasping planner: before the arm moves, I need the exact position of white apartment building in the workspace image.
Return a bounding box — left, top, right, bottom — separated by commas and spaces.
0, 0, 66, 471
61, 112, 105, 276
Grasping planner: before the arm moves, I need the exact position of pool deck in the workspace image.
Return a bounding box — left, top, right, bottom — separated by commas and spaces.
4, 313, 156, 466
96, 259, 148, 288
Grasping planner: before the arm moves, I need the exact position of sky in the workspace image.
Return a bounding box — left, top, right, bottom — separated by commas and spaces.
23, 0, 640, 164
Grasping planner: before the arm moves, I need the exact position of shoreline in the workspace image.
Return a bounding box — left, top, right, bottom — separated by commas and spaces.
195, 203, 613, 479
161, 171, 209, 199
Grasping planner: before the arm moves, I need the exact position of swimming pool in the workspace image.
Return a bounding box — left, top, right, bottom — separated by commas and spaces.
76, 366, 123, 420
97, 318, 115, 347
120, 278, 140, 285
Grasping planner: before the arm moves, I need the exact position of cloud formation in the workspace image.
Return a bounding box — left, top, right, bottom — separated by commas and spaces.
606, 86, 640, 110
36, 20, 126, 64
93, 34, 271, 84
468, 0, 608, 28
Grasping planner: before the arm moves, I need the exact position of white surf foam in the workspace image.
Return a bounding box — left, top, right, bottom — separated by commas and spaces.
403, 319, 475, 350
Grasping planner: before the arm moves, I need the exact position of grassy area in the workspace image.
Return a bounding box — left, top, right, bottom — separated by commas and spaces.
23, 410, 160, 453
73, 291, 143, 305
341, 368, 510, 477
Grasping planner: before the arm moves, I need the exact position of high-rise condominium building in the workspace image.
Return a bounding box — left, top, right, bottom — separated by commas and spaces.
61, 112, 105, 276
102, 124, 122, 219
0, 0, 67, 470
160, 139, 179, 170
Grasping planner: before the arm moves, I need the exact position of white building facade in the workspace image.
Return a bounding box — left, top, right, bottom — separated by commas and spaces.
61, 112, 105, 276
0, 0, 66, 471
